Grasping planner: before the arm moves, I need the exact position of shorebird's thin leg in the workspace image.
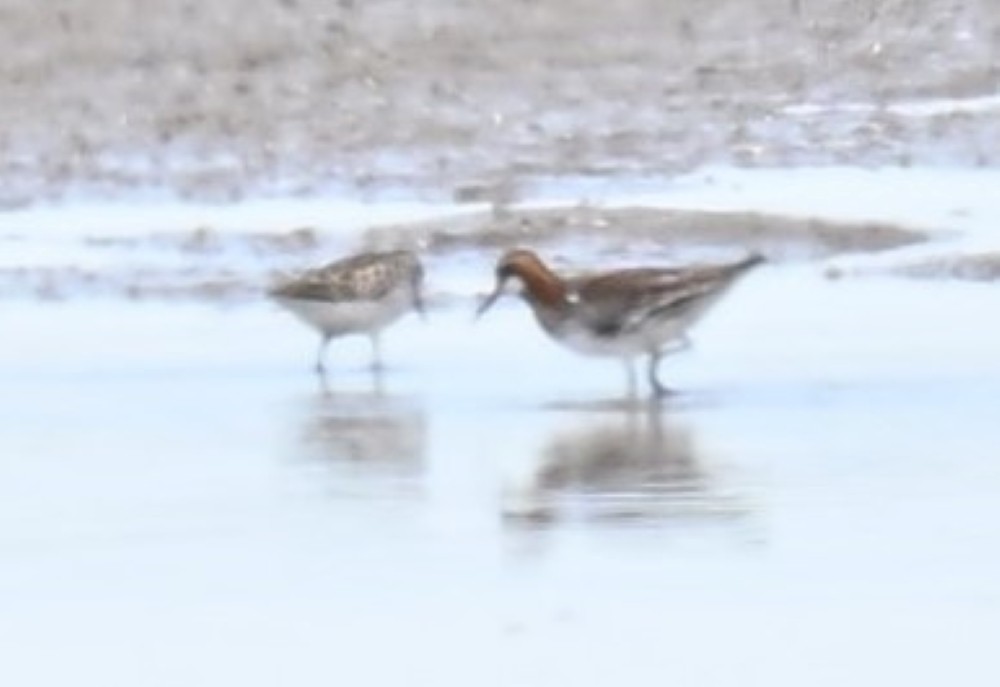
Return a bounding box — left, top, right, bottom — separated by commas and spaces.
623, 359, 638, 398
315, 334, 333, 373
647, 351, 675, 398
369, 333, 384, 371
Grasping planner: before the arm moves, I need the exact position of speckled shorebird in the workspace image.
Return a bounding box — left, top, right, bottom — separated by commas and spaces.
270, 250, 425, 373
476, 249, 763, 397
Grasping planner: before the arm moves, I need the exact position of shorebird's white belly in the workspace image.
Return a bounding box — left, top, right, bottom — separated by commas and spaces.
541, 311, 690, 358
276, 287, 413, 337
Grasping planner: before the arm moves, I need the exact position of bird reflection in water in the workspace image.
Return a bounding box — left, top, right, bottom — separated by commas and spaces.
504, 405, 750, 527
298, 385, 427, 498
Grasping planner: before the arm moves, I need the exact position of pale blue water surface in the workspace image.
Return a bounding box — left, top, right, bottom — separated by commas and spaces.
2, 168, 1000, 686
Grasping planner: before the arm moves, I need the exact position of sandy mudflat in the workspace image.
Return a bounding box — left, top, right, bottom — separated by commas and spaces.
1, 0, 999, 204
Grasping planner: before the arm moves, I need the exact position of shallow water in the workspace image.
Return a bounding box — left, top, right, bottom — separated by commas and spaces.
3, 249, 1000, 684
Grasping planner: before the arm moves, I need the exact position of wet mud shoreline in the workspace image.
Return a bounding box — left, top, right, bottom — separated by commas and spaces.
1, 0, 998, 205
0, 204, 929, 301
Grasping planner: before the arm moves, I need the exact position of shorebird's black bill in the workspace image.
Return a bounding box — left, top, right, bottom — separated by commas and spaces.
475, 285, 504, 319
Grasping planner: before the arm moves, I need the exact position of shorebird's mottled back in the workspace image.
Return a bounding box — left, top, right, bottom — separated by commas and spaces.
271, 250, 422, 303
271, 250, 424, 374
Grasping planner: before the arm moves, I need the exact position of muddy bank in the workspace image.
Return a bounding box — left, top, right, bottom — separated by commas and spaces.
1, 0, 998, 205
0, 206, 928, 301
833, 249, 1000, 281
362, 205, 927, 257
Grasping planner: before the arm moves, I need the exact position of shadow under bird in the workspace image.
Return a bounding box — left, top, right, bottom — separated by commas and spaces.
270, 250, 425, 373
476, 248, 764, 397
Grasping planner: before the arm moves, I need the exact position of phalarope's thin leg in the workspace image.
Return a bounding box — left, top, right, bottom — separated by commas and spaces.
624, 359, 638, 397
647, 351, 676, 398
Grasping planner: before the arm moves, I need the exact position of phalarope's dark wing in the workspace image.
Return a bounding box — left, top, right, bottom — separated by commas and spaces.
571, 257, 762, 336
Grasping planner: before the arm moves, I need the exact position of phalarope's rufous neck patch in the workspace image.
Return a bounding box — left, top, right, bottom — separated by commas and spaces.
271, 250, 424, 374
477, 248, 764, 397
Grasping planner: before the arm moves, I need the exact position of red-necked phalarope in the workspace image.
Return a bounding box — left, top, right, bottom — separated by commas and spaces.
477, 249, 763, 397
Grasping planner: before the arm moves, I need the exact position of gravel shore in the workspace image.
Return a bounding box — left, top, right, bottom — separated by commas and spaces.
3, 0, 997, 205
